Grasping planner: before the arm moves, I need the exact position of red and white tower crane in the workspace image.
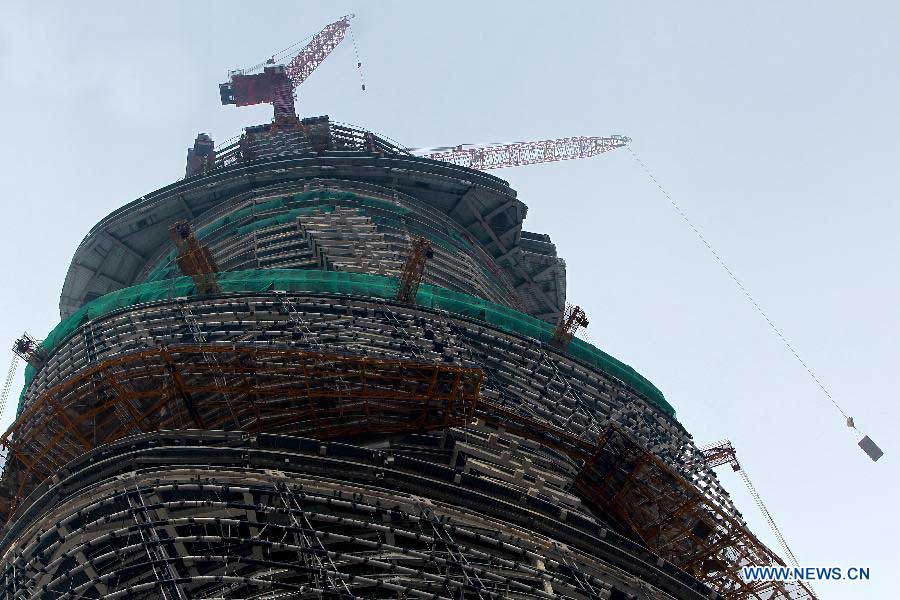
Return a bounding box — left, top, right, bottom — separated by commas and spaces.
219, 14, 356, 128
215, 15, 630, 168
699, 440, 808, 577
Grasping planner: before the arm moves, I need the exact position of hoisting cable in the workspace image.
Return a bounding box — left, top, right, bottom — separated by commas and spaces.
628, 146, 882, 462
239, 31, 317, 75
348, 20, 367, 91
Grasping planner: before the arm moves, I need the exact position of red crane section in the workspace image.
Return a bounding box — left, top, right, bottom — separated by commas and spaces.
284, 14, 355, 88
219, 15, 354, 127
700, 439, 741, 470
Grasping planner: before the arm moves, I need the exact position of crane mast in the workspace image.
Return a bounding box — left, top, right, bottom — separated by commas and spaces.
552, 304, 589, 351
169, 221, 221, 295
396, 237, 433, 304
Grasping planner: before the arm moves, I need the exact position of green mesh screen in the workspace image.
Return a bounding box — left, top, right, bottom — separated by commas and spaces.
233, 205, 336, 236
19, 270, 674, 418
140, 188, 412, 282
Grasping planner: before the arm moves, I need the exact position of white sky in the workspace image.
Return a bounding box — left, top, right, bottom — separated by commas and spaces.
1, 2, 897, 597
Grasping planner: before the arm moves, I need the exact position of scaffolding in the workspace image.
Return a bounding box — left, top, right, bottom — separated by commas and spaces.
471, 400, 815, 600
0, 345, 481, 516
0, 395, 814, 599
19, 270, 673, 419
574, 427, 816, 600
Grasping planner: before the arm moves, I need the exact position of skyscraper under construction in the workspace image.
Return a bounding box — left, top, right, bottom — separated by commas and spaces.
0, 16, 817, 597
0, 115, 817, 600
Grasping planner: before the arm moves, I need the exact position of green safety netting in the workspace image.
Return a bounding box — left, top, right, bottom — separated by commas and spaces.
233, 205, 336, 236
143, 190, 416, 283
19, 269, 674, 418
144, 190, 504, 290
195, 198, 284, 239
356, 199, 502, 292
447, 228, 474, 251
353, 196, 412, 216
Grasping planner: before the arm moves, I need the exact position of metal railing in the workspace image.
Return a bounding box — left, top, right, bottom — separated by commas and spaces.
206, 119, 410, 176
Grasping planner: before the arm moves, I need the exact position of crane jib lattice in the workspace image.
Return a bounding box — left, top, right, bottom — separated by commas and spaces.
419, 135, 631, 170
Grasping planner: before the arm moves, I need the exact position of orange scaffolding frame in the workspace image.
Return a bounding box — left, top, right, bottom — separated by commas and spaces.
0, 345, 482, 515
0, 345, 815, 599
573, 427, 815, 600
474, 401, 814, 600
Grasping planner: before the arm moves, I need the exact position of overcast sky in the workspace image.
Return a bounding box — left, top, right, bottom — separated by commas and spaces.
1, 2, 897, 597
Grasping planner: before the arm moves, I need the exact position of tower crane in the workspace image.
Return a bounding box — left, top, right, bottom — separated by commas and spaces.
553, 304, 590, 351
216, 15, 631, 169
0, 334, 45, 431
219, 14, 356, 128
699, 440, 808, 578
